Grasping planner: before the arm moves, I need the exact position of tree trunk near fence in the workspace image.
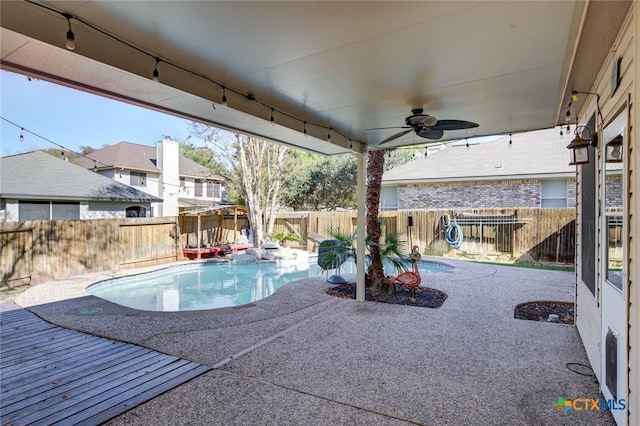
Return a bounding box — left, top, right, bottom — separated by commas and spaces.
366, 150, 393, 294
237, 134, 265, 246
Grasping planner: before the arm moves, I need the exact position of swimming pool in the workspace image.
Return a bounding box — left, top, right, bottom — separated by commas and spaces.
88, 259, 451, 312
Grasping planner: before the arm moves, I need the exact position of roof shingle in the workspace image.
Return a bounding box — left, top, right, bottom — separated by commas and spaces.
1, 151, 162, 202
76, 141, 218, 179
383, 128, 575, 184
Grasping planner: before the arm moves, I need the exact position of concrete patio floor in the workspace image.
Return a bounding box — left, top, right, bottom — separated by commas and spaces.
5, 258, 614, 425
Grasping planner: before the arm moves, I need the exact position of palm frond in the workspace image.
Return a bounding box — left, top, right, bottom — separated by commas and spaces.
326, 227, 356, 247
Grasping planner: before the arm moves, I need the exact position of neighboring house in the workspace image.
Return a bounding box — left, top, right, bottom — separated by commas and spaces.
381, 127, 581, 210
76, 139, 226, 217
0, 151, 161, 222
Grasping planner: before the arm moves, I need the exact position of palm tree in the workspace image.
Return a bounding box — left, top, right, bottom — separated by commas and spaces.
320, 149, 405, 294
321, 226, 408, 293
366, 149, 395, 293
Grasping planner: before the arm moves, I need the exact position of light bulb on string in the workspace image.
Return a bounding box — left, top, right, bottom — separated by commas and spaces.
560, 126, 564, 139
152, 57, 160, 82
270, 108, 275, 126
466, 139, 469, 150
327, 128, 332, 142
64, 14, 75, 50
425, 147, 428, 158
221, 87, 227, 107
19, 128, 24, 143
303, 121, 307, 137
509, 134, 512, 148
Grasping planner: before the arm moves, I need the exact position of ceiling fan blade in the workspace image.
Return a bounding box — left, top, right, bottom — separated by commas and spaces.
378, 129, 413, 145
432, 120, 479, 131
417, 128, 444, 139
365, 126, 411, 130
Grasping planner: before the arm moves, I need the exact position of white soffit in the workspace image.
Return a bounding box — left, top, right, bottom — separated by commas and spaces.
1, 1, 586, 153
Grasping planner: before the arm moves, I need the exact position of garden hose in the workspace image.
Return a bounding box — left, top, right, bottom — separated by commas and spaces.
445, 221, 463, 249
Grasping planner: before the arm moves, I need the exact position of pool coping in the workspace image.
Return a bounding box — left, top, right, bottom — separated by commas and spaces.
5, 257, 614, 425
15, 255, 461, 316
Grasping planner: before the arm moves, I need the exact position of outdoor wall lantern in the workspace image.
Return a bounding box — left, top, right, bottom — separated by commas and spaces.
567, 125, 596, 165
605, 134, 623, 163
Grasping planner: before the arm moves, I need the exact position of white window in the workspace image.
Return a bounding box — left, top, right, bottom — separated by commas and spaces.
18, 201, 80, 220
130, 171, 146, 187
541, 179, 567, 207
207, 182, 221, 199
380, 186, 398, 210
51, 202, 80, 219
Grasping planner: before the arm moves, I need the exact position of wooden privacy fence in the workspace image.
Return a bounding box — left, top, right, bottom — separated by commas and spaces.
1, 218, 179, 288
1, 208, 575, 288
272, 208, 576, 263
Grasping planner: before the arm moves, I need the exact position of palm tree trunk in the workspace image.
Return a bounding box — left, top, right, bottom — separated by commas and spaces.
366, 150, 393, 293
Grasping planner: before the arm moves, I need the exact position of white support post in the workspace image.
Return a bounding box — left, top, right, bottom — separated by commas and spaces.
356, 145, 366, 302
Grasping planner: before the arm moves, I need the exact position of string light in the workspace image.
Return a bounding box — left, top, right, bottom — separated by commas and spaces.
560, 125, 564, 138
466, 138, 469, 150
303, 121, 307, 137
327, 128, 332, 142
2, 116, 201, 190
571, 90, 605, 127
3, 116, 108, 167
425, 147, 428, 157
349, 139, 353, 149
508, 134, 512, 147
270, 108, 275, 126
152, 57, 160, 82
24, 1, 367, 151
63, 13, 76, 50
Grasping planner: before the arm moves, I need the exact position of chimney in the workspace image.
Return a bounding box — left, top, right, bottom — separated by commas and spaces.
157, 138, 180, 216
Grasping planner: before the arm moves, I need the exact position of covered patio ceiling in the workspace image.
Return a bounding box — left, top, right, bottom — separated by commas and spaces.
0, 1, 632, 155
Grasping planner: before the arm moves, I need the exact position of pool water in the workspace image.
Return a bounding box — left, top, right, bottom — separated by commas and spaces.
88, 259, 450, 312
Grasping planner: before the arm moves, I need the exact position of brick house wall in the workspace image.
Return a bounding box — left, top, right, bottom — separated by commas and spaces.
396, 178, 577, 209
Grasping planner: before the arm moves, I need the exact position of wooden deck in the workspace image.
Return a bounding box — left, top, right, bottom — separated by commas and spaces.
0, 309, 211, 425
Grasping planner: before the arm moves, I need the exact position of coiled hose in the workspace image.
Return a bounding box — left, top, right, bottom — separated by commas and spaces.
445, 221, 463, 249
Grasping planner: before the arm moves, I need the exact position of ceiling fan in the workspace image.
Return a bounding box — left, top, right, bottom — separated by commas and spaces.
369, 108, 479, 145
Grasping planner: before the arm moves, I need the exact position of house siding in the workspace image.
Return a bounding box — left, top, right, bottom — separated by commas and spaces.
573, 7, 636, 425
396, 179, 576, 209
86, 140, 225, 216
630, 8, 639, 424
1, 199, 152, 221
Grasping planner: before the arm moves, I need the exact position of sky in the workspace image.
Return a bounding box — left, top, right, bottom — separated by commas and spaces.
0, 69, 503, 158
0, 70, 197, 157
